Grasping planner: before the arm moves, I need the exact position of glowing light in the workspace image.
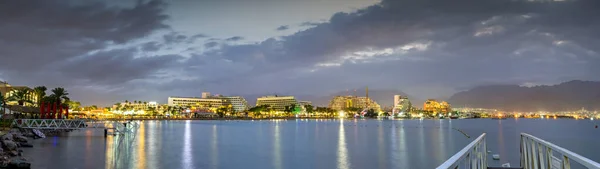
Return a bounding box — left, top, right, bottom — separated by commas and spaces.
339, 111, 346, 118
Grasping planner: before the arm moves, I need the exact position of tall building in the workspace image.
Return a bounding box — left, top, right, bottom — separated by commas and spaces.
328, 96, 381, 112
256, 95, 299, 111
394, 95, 402, 107
202, 92, 211, 99
393, 95, 412, 112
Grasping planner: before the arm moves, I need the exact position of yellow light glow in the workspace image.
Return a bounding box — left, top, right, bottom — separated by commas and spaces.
339, 111, 345, 118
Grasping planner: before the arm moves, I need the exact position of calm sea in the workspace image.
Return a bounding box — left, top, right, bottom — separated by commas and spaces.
23, 119, 600, 169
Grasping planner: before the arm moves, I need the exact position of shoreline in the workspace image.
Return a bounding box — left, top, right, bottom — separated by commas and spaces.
89, 116, 578, 121
0, 129, 34, 169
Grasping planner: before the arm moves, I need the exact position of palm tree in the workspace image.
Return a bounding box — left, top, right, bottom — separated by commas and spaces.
33, 86, 47, 106
49, 87, 69, 107
7, 89, 33, 106
1, 92, 6, 114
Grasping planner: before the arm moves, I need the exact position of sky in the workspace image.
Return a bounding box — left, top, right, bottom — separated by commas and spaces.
1, 0, 599, 106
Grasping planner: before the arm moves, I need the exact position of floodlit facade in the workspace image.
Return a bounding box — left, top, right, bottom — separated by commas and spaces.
328, 96, 381, 112
0, 81, 35, 106
256, 95, 299, 111
169, 93, 249, 112
424, 99, 451, 113
221, 96, 249, 112
113, 101, 158, 110
393, 95, 412, 112
168, 96, 229, 109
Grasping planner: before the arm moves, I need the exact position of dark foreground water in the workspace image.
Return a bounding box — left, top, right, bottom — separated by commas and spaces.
23, 119, 600, 169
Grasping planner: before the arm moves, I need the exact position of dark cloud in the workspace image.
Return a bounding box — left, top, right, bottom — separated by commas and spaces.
204, 42, 219, 48
187, 33, 208, 44
225, 36, 244, 41
276, 25, 289, 31
59, 48, 184, 84
4, 0, 600, 106
299, 22, 321, 27
178, 0, 600, 99
0, 0, 174, 105
163, 32, 187, 44
0, 0, 169, 73
191, 34, 208, 39
140, 41, 163, 51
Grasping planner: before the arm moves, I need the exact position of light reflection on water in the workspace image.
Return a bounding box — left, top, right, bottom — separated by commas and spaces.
136, 122, 146, 169
182, 120, 194, 169
23, 119, 600, 169
273, 121, 282, 169
337, 119, 349, 169
211, 124, 218, 169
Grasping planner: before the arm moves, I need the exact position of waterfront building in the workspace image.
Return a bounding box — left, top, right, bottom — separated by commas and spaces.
169, 93, 249, 112
113, 101, 158, 110
256, 95, 299, 111
452, 107, 498, 114
393, 95, 412, 112
168, 96, 230, 109
221, 96, 249, 112
0, 81, 36, 106
424, 99, 451, 113
328, 95, 381, 112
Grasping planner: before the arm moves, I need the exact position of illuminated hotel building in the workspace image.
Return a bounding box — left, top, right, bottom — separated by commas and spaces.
423, 99, 451, 113
256, 95, 299, 111
0, 81, 36, 106
328, 96, 381, 112
168, 93, 249, 112
168, 96, 228, 109
113, 101, 158, 110
221, 96, 249, 112
393, 95, 412, 112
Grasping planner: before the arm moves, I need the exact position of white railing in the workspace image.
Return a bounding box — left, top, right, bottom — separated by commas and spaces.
521, 133, 600, 169
12, 119, 89, 129
11, 119, 137, 131
437, 133, 487, 169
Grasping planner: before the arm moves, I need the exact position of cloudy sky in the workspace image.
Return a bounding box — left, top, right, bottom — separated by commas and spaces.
1, 0, 599, 106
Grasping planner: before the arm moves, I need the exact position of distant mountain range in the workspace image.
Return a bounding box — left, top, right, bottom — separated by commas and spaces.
448, 80, 600, 112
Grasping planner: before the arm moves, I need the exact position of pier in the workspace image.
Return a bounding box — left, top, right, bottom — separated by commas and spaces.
437, 133, 600, 169
11, 119, 139, 136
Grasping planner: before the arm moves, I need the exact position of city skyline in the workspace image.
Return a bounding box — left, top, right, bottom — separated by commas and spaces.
2, 0, 600, 106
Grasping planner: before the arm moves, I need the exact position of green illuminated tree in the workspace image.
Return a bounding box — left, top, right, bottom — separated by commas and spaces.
49, 87, 69, 107
33, 86, 47, 106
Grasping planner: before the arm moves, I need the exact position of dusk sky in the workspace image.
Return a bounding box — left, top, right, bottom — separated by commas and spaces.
1, 0, 599, 106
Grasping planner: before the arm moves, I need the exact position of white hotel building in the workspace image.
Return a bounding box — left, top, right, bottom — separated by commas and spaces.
168, 92, 249, 112
256, 95, 299, 112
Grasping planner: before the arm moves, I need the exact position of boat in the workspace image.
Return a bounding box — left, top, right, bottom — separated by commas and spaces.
32, 129, 46, 139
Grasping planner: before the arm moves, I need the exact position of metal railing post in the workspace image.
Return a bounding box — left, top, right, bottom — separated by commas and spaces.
531, 139, 538, 169
537, 143, 545, 169
521, 133, 600, 169
436, 133, 487, 169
